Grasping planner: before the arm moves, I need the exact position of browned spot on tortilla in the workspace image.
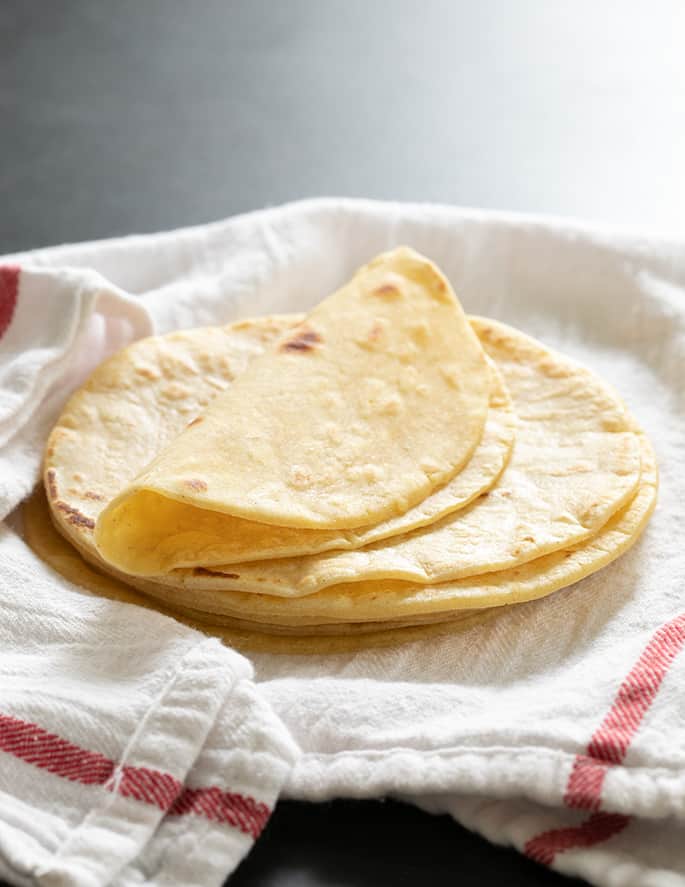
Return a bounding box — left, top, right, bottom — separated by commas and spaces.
187, 416, 203, 428
368, 322, 384, 342
72, 473, 84, 483
83, 491, 105, 501
280, 328, 322, 353
194, 567, 240, 579
163, 382, 190, 400
46, 469, 59, 501
55, 501, 95, 530
475, 322, 506, 347
479, 492, 489, 499
135, 365, 161, 381
372, 284, 400, 297
183, 478, 208, 492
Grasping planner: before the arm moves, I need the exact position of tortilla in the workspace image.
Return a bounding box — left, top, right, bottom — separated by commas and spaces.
148, 317, 642, 597
22, 487, 498, 655
94, 247, 492, 575
105, 433, 656, 626
45, 321, 512, 569
40, 302, 655, 638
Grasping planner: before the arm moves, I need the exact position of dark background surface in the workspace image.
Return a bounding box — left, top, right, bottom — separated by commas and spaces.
2, 0, 685, 255
3, 1, 684, 884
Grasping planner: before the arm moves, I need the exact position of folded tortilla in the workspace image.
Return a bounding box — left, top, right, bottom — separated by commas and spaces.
94, 247, 491, 575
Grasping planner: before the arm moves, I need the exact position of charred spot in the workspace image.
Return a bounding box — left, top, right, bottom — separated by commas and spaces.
83, 491, 105, 501
372, 284, 400, 297
478, 492, 489, 499
280, 328, 322, 353
46, 469, 59, 501
55, 501, 95, 530
187, 416, 204, 428
194, 567, 240, 579
183, 478, 208, 492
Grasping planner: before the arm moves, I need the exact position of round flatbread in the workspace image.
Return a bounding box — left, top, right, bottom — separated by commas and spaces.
22, 487, 498, 655
42, 308, 654, 633
45, 320, 513, 569
101, 433, 656, 626
150, 317, 643, 597
94, 247, 493, 578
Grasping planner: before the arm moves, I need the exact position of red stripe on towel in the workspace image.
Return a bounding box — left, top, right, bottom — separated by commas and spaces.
0, 266, 20, 340
0, 711, 269, 838
525, 613, 685, 865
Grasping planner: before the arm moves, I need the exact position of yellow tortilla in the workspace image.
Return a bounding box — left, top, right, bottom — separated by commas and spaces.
45, 321, 512, 570
22, 487, 498, 655
39, 299, 656, 639
94, 247, 492, 575
151, 317, 642, 597
105, 433, 656, 627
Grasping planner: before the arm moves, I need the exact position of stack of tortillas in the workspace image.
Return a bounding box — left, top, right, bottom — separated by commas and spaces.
25, 248, 657, 654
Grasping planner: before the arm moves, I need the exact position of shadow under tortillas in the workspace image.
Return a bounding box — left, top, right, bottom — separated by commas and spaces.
261, 529, 651, 689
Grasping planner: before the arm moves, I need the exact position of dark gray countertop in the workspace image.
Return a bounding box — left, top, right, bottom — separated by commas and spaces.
3, 2, 683, 884
3, 0, 684, 256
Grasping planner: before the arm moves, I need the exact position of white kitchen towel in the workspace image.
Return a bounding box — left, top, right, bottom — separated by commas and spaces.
0, 525, 296, 887
2, 198, 685, 887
